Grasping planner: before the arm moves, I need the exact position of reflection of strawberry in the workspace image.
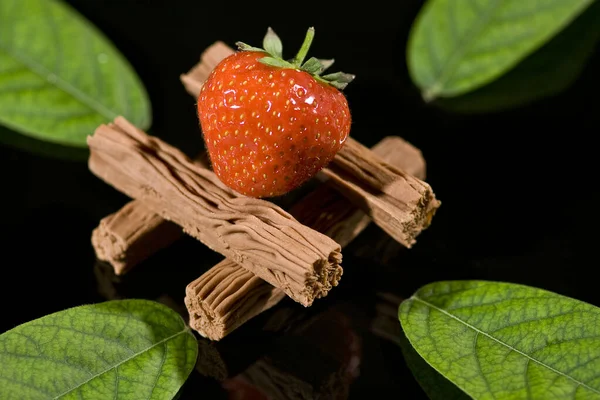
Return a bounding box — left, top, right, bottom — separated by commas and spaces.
197, 27, 355, 198
222, 376, 269, 400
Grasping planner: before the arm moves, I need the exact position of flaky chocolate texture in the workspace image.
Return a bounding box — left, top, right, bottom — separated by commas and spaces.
92, 43, 234, 275
88, 40, 439, 341
184, 136, 427, 340
91, 201, 182, 275
88, 117, 342, 307
185, 259, 286, 340
320, 137, 439, 248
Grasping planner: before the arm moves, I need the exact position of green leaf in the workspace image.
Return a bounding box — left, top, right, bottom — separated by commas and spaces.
262, 27, 283, 58
321, 71, 356, 90
325, 81, 346, 90
258, 56, 294, 69
407, 0, 595, 101
0, 299, 198, 400
301, 57, 324, 75
0, 0, 152, 148
317, 58, 335, 74
398, 327, 471, 400
322, 71, 356, 83
399, 281, 600, 400
434, 0, 600, 113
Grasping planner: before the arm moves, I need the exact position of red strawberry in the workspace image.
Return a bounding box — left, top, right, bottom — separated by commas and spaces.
197, 27, 354, 198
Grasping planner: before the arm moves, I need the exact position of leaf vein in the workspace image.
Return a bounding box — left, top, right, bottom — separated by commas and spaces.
447, 295, 557, 312
84, 23, 105, 106
447, 1, 459, 47
0, 351, 91, 375
0, 65, 28, 75
466, 0, 482, 14
113, 367, 119, 400
426, 282, 495, 301
0, 375, 51, 398
412, 296, 600, 394
563, 353, 600, 375
425, 0, 503, 97
30, 324, 135, 355
493, 0, 582, 24
111, 375, 171, 391
491, 309, 594, 334
524, 358, 533, 400
40, 0, 64, 76
467, 31, 537, 57
473, 332, 496, 399
148, 342, 168, 398
51, 329, 188, 399
113, 60, 131, 120
0, 48, 117, 121
0, 83, 48, 93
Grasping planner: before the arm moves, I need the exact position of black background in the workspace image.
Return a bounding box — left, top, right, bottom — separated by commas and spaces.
1, 0, 599, 399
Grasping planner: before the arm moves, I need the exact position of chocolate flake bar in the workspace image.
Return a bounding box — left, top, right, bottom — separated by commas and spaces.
88, 117, 342, 307
185, 136, 426, 340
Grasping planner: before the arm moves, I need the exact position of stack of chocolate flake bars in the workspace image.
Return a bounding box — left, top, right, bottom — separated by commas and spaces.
87, 42, 441, 341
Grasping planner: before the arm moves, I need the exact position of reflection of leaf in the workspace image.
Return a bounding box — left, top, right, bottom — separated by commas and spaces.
398, 327, 471, 400
0, 123, 88, 161
370, 293, 469, 400
435, 1, 600, 113
0, 0, 151, 147
399, 281, 600, 400
0, 300, 198, 399
407, 0, 594, 101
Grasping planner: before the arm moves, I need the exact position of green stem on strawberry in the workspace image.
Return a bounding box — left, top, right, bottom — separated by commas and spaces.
235, 27, 356, 90
292, 27, 315, 66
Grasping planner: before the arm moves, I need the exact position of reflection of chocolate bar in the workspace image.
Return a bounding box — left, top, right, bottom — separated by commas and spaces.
352, 227, 408, 268
222, 306, 361, 400
371, 292, 404, 346
92, 260, 189, 320
194, 303, 313, 381
196, 336, 266, 382
93, 260, 124, 301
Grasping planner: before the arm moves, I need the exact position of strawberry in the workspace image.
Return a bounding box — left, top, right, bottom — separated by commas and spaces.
197, 27, 355, 198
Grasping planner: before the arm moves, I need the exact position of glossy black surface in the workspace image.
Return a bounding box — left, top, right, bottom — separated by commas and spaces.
2, 1, 599, 399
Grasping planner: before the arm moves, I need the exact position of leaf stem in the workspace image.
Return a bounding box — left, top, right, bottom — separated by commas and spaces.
422, 85, 441, 103
293, 27, 315, 67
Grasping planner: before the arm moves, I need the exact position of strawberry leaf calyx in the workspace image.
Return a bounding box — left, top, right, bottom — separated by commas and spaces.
263, 27, 283, 58
235, 27, 355, 90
